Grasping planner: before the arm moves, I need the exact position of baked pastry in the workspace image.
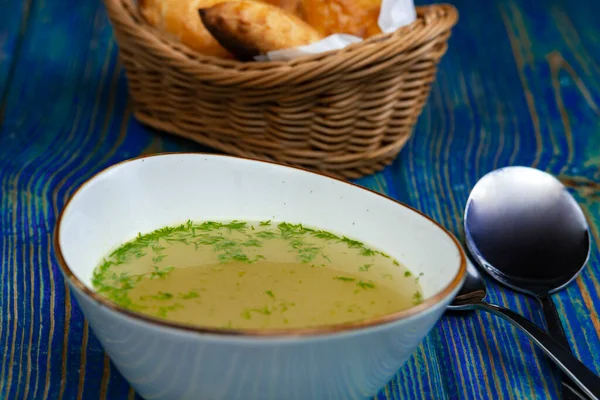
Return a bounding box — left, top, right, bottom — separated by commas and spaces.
300, 0, 382, 38
199, 0, 323, 61
139, 0, 303, 58
260, 0, 301, 13
139, 0, 234, 58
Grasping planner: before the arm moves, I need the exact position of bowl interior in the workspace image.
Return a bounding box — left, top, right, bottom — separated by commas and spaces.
57, 154, 464, 306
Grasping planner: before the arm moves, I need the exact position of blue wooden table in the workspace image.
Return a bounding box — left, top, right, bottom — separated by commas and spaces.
1, 0, 599, 398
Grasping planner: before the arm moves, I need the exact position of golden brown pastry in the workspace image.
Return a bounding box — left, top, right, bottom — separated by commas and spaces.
139, 0, 233, 58
139, 0, 303, 58
300, 0, 382, 38
260, 0, 301, 13
199, 0, 324, 61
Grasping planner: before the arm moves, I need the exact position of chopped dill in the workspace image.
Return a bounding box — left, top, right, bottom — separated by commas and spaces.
157, 303, 184, 318
241, 306, 271, 319
223, 221, 247, 232
152, 254, 166, 264
91, 218, 415, 324
195, 221, 223, 231
150, 265, 174, 280
360, 248, 376, 257
311, 230, 340, 240
242, 239, 262, 247
413, 291, 423, 305
141, 291, 173, 301
340, 236, 364, 248
334, 276, 356, 282
357, 280, 375, 290
180, 290, 200, 300
278, 222, 307, 239
256, 231, 278, 239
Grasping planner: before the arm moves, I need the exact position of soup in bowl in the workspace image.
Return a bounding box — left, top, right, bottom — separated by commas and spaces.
55, 153, 466, 400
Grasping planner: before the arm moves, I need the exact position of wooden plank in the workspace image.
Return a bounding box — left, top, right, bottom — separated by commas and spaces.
0, 0, 33, 120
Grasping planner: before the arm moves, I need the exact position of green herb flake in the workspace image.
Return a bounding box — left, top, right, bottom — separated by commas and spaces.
152, 254, 166, 264
279, 301, 295, 312
195, 221, 223, 231
297, 248, 320, 263
413, 291, 423, 305
180, 290, 200, 300
140, 292, 170, 301
242, 239, 262, 247
151, 244, 165, 253
150, 265, 174, 280
358, 264, 372, 272
393, 260, 400, 266
155, 291, 173, 300
260, 220, 272, 226
256, 231, 277, 239
223, 221, 247, 232
340, 236, 364, 249
265, 290, 275, 300
357, 280, 375, 290
157, 303, 184, 318
311, 230, 340, 240
278, 222, 309, 238
334, 276, 356, 282
241, 306, 272, 319
360, 248, 376, 257
289, 239, 304, 249
404, 271, 412, 277
213, 239, 238, 251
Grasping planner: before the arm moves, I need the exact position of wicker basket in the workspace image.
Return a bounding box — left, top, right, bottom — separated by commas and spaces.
103, 0, 458, 179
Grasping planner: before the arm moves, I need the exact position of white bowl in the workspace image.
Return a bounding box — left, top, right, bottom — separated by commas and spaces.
55, 153, 466, 400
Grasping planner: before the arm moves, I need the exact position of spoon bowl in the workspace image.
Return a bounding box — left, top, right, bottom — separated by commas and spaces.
464, 166, 591, 296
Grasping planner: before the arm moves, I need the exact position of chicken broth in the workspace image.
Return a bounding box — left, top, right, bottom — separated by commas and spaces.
92, 220, 423, 329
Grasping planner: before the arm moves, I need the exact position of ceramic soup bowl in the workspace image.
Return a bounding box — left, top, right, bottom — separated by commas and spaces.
55, 153, 466, 400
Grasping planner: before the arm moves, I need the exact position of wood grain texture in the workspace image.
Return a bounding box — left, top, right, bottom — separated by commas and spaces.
0, 0, 599, 398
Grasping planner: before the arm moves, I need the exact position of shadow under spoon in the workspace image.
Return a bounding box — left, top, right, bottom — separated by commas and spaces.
448, 261, 600, 399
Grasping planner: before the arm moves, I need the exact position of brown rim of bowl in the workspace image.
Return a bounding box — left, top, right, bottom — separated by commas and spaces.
54, 152, 467, 338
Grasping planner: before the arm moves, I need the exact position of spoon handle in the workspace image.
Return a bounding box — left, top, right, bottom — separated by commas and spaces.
540, 296, 588, 400
473, 301, 600, 400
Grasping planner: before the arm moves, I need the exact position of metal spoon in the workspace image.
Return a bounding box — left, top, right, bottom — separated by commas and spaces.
448, 262, 600, 399
463, 166, 592, 399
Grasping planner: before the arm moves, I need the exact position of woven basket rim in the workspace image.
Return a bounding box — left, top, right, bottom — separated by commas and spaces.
106, 0, 458, 73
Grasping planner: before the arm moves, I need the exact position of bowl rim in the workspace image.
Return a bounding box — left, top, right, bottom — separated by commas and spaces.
54, 152, 467, 338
